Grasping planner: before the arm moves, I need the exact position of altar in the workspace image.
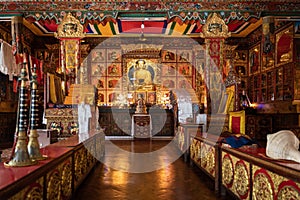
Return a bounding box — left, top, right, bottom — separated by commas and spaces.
131, 114, 152, 138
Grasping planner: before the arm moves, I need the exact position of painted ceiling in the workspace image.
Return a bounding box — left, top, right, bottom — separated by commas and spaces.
24, 12, 262, 37
0, 1, 300, 38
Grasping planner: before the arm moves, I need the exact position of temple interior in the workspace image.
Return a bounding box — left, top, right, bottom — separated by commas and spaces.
1, 1, 300, 199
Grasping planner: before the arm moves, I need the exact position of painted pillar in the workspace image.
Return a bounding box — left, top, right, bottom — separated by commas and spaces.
11, 16, 23, 67
54, 12, 85, 96
262, 16, 275, 70
200, 13, 231, 114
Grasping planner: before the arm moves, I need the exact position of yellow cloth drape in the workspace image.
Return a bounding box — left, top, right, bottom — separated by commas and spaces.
49, 74, 57, 104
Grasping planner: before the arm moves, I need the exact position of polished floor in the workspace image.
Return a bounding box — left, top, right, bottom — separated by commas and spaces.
72, 139, 233, 200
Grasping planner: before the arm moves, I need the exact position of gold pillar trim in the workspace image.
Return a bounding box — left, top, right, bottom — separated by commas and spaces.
200, 12, 231, 38
54, 12, 85, 38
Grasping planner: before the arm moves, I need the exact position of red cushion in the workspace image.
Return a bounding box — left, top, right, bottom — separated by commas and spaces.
232, 116, 241, 134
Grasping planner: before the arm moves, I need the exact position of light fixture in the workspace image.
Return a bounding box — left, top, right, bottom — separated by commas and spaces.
139, 21, 147, 41
240, 90, 251, 109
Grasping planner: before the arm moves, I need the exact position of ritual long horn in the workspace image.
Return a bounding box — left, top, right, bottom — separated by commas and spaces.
5, 59, 37, 167
27, 64, 47, 161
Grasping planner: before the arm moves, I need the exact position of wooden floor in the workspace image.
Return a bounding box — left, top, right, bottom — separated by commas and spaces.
72, 139, 233, 200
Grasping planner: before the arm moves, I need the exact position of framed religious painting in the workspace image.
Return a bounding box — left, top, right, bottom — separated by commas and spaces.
261, 35, 275, 71
276, 25, 293, 66
177, 78, 193, 89
161, 50, 176, 62
107, 62, 122, 76
249, 44, 261, 75
93, 77, 106, 89
162, 79, 176, 90
91, 63, 106, 76
235, 65, 247, 77
126, 58, 157, 86
64, 40, 79, 69
107, 49, 122, 62
147, 91, 156, 104
107, 92, 116, 104
178, 63, 193, 76
91, 49, 106, 62
107, 77, 122, 90
36, 49, 51, 62
135, 92, 147, 103
97, 90, 106, 105
177, 49, 192, 63
161, 63, 176, 76
195, 59, 205, 78
234, 50, 247, 63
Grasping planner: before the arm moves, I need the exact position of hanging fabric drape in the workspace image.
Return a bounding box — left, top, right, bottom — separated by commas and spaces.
49, 73, 57, 104
0, 40, 17, 80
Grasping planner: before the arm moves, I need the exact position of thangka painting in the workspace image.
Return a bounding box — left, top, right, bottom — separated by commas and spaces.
64, 39, 80, 69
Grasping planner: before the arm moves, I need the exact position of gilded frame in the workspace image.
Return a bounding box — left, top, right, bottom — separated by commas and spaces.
275, 25, 293, 66
161, 63, 176, 76
126, 58, 159, 87
177, 78, 193, 89
91, 63, 106, 76
229, 110, 246, 135
97, 90, 106, 105
107, 77, 122, 90
107, 92, 116, 103
177, 49, 192, 62
135, 92, 147, 103
161, 50, 176, 62
107, 62, 122, 76
249, 44, 260, 75
147, 91, 156, 104
93, 77, 106, 89
107, 49, 122, 62
222, 86, 235, 114
162, 79, 176, 89
91, 49, 106, 62
178, 63, 193, 76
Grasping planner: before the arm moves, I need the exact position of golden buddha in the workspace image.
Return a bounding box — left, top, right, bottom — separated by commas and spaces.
134, 60, 152, 86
